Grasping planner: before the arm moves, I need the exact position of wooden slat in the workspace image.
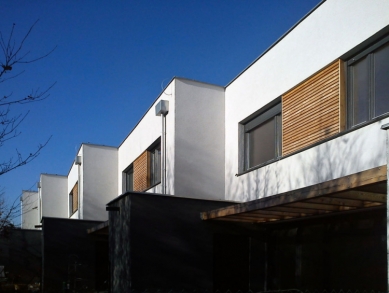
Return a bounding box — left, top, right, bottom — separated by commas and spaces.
306, 196, 364, 208
333, 190, 386, 203
284, 62, 339, 97
282, 59, 342, 155
200, 166, 386, 220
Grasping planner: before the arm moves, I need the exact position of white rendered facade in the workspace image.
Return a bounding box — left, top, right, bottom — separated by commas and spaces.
224, 0, 389, 202
26, 0, 389, 227
118, 78, 225, 200
38, 174, 68, 222
68, 143, 118, 221
20, 190, 39, 229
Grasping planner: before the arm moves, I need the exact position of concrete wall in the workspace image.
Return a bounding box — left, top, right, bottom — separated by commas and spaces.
224, 0, 389, 201
118, 80, 176, 195
175, 79, 225, 200
21, 190, 39, 229
82, 144, 118, 221
39, 174, 68, 220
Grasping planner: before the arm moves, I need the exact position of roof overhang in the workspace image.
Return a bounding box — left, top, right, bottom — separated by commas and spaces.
201, 166, 387, 224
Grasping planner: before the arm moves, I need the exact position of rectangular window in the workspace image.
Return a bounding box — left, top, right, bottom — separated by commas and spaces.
149, 143, 161, 186
123, 164, 133, 192
348, 35, 389, 127
243, 103, 282, 170
69, 182, 78, 216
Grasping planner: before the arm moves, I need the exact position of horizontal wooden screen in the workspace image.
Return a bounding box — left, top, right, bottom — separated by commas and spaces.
133, 151, 150, 191
282, 59, 345, 156
71, 182, 78, 213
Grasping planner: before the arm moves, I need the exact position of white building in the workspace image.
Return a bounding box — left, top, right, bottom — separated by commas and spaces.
37, 174, 67, 223
20, 190, 39, 229
118, 78, 225, 200
222, 0, 389, 203
68, 143, 118, 221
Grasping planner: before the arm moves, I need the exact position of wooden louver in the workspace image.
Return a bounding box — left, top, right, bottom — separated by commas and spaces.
282, 59, 345, 156
133, 151, 150, 191
72, 182, 78, 213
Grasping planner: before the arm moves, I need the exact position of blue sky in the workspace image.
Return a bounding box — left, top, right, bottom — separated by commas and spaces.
0, 0, 321, 225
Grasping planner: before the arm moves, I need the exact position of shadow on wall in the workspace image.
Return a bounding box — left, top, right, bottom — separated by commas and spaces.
226, 121, 386, 202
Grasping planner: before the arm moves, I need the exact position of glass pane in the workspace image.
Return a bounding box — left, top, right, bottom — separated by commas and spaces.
248, 118, 275, 167
374, 42, 389, 117
351, 56, 369, 125
150, 146, 161, 185
126, 167, 133, 191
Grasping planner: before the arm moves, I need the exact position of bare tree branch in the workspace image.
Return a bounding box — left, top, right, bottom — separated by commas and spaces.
0, 20, 55, 233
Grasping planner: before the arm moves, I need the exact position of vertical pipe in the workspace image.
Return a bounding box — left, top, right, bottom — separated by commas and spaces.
161, 114, 167, 194
20, 198, 23, 229
380, 123, 389, 291
78, 163, 81, 219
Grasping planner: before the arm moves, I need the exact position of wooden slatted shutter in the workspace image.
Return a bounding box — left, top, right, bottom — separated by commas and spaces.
72, 182, 78, 213
133, 151, 150, 191
282, 59, 345, 155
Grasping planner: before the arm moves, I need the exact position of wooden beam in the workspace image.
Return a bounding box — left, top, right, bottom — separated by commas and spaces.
306, 196, 364, 207
201, 165, 386, 220
333, 190, 386, 203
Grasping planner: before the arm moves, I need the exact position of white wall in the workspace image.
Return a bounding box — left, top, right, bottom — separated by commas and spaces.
68, 148, 81, 219
82, 144, 118, 221
118, 80, 176, 195
21, 190, 39, 229
224, 0, 389, 201
40, 174, 68, 219
174, 79, 225, 200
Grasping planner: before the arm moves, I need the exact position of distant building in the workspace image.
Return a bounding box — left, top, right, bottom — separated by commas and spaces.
20, 190, 39, 229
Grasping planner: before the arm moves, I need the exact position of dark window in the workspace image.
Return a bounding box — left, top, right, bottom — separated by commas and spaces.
244, 103, 282, 170
348, 35, 389, 127
149, 143, 161, 186
123, 164, 133, 192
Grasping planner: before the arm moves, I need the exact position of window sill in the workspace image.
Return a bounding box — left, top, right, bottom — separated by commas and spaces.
236, 113, 389, 177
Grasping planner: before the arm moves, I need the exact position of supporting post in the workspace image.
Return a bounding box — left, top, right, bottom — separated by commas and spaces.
381, 122, 389, 291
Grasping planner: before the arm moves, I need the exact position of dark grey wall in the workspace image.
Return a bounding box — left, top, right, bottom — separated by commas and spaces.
0, 229, 41, 288
108, 192, 265, 292
42, 217, 108, 293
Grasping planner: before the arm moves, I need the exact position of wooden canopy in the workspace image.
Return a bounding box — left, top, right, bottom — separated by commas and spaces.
201, 166, 387, 223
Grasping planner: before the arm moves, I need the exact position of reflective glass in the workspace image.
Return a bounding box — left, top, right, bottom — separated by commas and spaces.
351, 56, 369, 125
374, 42, 389, 117
248, 118, 275, 168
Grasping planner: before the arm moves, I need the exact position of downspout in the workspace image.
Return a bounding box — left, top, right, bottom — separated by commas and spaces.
20, 197, 23, 229
37, 181, 41, 225
381, 122, 389, 291
75, 155, 82, 219
155, 100, 169, 194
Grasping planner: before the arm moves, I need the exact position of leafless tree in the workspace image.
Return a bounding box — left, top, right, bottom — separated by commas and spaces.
0, 188, 18, 235
0, 20, 55, 176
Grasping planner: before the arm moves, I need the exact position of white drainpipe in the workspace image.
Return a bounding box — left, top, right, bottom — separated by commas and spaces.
155, 100, 169, 194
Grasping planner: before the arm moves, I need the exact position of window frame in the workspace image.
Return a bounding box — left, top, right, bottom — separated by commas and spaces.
242, 102, 282, 171
347, 34, 389, 128
123, 164, 134, 193
148, 141, 161, 187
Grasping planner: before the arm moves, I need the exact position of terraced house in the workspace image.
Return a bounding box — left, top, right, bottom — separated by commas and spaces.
18, 0, 389, 292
